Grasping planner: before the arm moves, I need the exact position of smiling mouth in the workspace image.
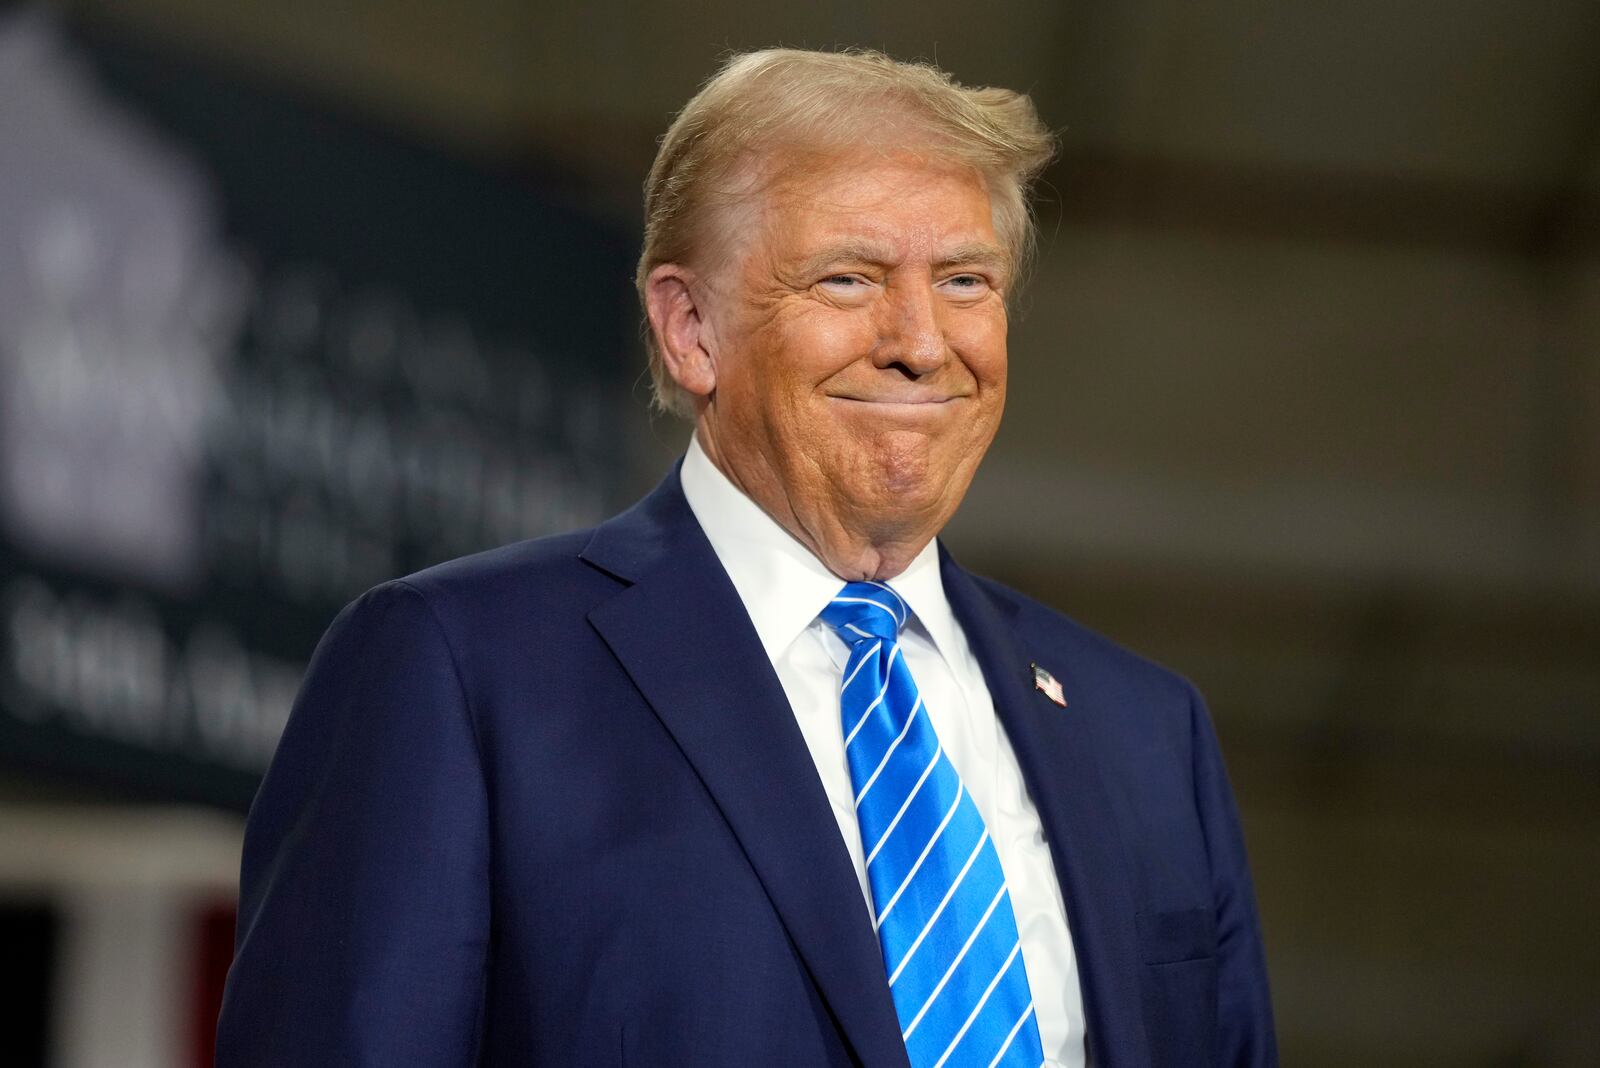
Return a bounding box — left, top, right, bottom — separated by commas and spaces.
827, 395, 967, 406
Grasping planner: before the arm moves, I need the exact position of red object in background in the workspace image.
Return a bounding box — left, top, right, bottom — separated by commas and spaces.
191, 901, 237, 1068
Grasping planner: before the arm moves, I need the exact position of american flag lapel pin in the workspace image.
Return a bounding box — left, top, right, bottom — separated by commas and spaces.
1031, 662, 1067, 708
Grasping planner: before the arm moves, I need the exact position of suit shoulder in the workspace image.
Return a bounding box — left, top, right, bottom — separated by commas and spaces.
336, 527, 611, 637
970, 572, 1198, 707
400, 528, 596, 592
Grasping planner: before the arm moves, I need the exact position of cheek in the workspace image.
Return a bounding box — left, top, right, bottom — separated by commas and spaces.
756, 312, 876, 400
802, 313, 877, 374
955, 316, 1009, 390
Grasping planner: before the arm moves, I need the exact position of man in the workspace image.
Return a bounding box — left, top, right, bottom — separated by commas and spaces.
217, 49, 1276, 1067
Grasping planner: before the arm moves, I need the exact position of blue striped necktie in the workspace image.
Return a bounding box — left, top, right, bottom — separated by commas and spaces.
820, 582, 1045, 1068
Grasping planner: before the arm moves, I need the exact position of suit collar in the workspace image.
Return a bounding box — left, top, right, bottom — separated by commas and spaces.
939, 549, 1152, 1067
582, 466, 912, 1068
576, 459, 690, 585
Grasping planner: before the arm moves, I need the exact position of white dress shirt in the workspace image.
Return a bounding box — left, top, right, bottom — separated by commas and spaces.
679, 438, 1087, 1067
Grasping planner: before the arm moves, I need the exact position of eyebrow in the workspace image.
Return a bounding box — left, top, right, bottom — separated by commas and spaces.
793, 241, 895, 279
794, 239, 1012, 280
932, 242, 1012, 276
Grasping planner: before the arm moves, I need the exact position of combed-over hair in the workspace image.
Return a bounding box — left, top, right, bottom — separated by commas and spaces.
637, 48, 1057, 418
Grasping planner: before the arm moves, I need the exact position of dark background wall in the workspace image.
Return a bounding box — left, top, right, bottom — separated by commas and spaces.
2, 2, 1597, 1064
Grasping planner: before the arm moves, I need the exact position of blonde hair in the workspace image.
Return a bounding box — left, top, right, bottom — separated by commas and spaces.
637, 48, 1057, 418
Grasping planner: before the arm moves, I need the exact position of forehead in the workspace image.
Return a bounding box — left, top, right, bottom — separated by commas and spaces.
747, 147, 999, 258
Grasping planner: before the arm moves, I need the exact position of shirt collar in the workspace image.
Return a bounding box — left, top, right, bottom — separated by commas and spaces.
679, 435, 962, 662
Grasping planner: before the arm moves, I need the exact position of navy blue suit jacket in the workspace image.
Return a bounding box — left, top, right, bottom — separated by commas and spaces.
216, 467, 1276, 1066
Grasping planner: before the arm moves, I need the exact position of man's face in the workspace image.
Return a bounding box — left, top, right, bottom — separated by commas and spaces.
693, 148, 1010, 570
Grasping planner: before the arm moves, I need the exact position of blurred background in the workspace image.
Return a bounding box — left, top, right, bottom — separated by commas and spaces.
0, 1, 1596, 1065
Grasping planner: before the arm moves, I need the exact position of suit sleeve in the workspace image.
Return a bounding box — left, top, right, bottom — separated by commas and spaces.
216, 581, 490, 1066
1187, 682, 1279, 1067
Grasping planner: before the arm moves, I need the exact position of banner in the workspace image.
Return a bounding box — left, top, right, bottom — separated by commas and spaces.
0, 12, 638, 808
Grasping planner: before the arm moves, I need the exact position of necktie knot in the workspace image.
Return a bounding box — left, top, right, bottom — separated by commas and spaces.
819, 581, 909, 645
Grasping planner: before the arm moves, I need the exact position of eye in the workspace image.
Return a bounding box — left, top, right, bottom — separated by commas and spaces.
940, 273, 992, 296
816, 274, 875, 301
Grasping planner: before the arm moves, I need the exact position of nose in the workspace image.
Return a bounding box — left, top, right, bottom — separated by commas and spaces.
874, 279, 947, 375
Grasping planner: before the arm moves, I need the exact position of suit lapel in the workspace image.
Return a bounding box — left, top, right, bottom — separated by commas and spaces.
940, 550, 1152, 1068
582, 470, 910, 1068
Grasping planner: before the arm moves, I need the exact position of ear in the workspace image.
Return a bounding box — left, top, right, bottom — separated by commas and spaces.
645, 263, 718, 399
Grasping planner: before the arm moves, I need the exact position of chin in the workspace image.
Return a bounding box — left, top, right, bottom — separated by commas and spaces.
877, 432, 982, 496
862, 459, 956, 523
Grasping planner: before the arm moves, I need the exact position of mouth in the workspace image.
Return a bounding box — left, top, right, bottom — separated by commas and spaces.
826, 394, 968, 409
